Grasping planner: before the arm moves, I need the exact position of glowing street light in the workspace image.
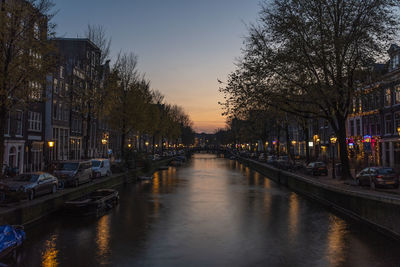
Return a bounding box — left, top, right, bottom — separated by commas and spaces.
48, 141, 55, 148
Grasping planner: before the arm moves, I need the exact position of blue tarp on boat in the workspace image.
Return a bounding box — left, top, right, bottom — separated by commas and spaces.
0, 225, 25, 255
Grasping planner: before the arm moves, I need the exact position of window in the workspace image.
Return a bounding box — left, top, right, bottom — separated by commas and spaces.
392, 54, 399, 70
58, 103, 62, 120
4, 112, 10, 136
356, 119, 361, 136
28, 111, 42, 132
350, 120, 355, 136
385, 114, 393, 134
33, 22, 40, 39
29, 81, 41, 100
396, 113, 400, 134
368, 94, 374, 110
53, 101, 57, 119
54, 79, 58, 94
396, 86, 400, 104
59, 81, 63, 97
364, 117, 369, 135
63, 108, 69, 122
376, 116, 381, 135
370, 116, 376, 136
16, 111, 23, 136
60, 66, 64, 79
385, 89, 391, 106
355, 98, 359, 113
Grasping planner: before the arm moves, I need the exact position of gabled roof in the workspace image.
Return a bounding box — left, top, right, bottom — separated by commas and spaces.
387, 44, 400, 56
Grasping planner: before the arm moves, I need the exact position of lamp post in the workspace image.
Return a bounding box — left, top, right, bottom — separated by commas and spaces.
145, 141, 149, 153
47, 141, 55, 171
330, 136, 337, 179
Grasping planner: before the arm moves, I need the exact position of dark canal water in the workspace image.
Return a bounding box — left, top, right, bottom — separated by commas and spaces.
11, 154, 400, 266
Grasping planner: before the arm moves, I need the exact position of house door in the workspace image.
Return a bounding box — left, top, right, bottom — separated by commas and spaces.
8, 147, 16, 168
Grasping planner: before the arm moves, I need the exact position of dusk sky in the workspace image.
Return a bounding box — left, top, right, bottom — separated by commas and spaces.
52, 0, 261, 133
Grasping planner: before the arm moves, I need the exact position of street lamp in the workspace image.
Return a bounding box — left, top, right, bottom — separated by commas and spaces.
47, 141, 55, 169
48, 141, 55, 148
330, 136, 337, 179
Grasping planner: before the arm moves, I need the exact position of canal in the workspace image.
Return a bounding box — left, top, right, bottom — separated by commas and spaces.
11, 154, 400, 266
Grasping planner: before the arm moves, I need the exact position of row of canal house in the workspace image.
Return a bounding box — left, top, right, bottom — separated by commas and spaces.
3, 8, 48, 175
265, 44, 400, 171
348, 44, 400, 170
3, 37, 124, 174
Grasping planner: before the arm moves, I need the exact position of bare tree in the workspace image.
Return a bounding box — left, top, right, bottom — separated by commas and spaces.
0, 0, 56, 175
85, 24, 111, 64
221, 0, 400, 178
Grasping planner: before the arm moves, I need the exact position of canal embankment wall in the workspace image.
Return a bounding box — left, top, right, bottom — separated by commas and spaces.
239, 157, 400, 240
0, 158, 172, 226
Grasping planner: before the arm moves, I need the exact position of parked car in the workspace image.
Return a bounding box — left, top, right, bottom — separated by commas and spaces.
0, 172, 58, 200
306, 162, 328, 176
258, 153, 266, 162
92, 159, 112, 178
266, 156, 277, 165
54, 160, 93, 188
356, 167, 399, 189
148, 154, 160, 161
278, 156, 289, 161
276, 159, 292, 170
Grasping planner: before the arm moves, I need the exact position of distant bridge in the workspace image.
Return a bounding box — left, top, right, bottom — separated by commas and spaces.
189, 146, 231, 156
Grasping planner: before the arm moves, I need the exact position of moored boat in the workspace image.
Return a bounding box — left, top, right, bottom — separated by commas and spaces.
138, 175, 153, 181
64, 189, 119, 216
0, 225, 25, 260
158, 166, 169, 170
170, 160, 182, 166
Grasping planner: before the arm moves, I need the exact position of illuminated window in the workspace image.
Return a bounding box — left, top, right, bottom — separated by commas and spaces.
396, 86, 400, 104
28, 111, 42, 132
385, 89, 391, 106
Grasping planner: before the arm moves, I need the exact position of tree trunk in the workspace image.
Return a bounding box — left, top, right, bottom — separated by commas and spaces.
152, 135, 155, 154
285, 123, 292, 162
337, 116, 351, 180
0, 105, 6, 178
304, 121, 310, 163
121, 122, 126, 160
84, 104, 91, 159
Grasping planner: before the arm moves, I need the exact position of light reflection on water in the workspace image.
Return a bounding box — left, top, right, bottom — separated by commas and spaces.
288, 193, 300, 241
17, 153, 400, 266
326, 216, 347, 267
41, 234, 58, 267
96, 215, 111, 261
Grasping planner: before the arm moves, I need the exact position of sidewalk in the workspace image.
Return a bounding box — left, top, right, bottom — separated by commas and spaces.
299, 165, 400, 198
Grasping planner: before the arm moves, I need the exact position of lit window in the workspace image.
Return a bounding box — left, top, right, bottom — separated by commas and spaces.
33, 22, 40, 39
28, 111, 42, 132
385, 89, 391, 106
396, 86, 400, 104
